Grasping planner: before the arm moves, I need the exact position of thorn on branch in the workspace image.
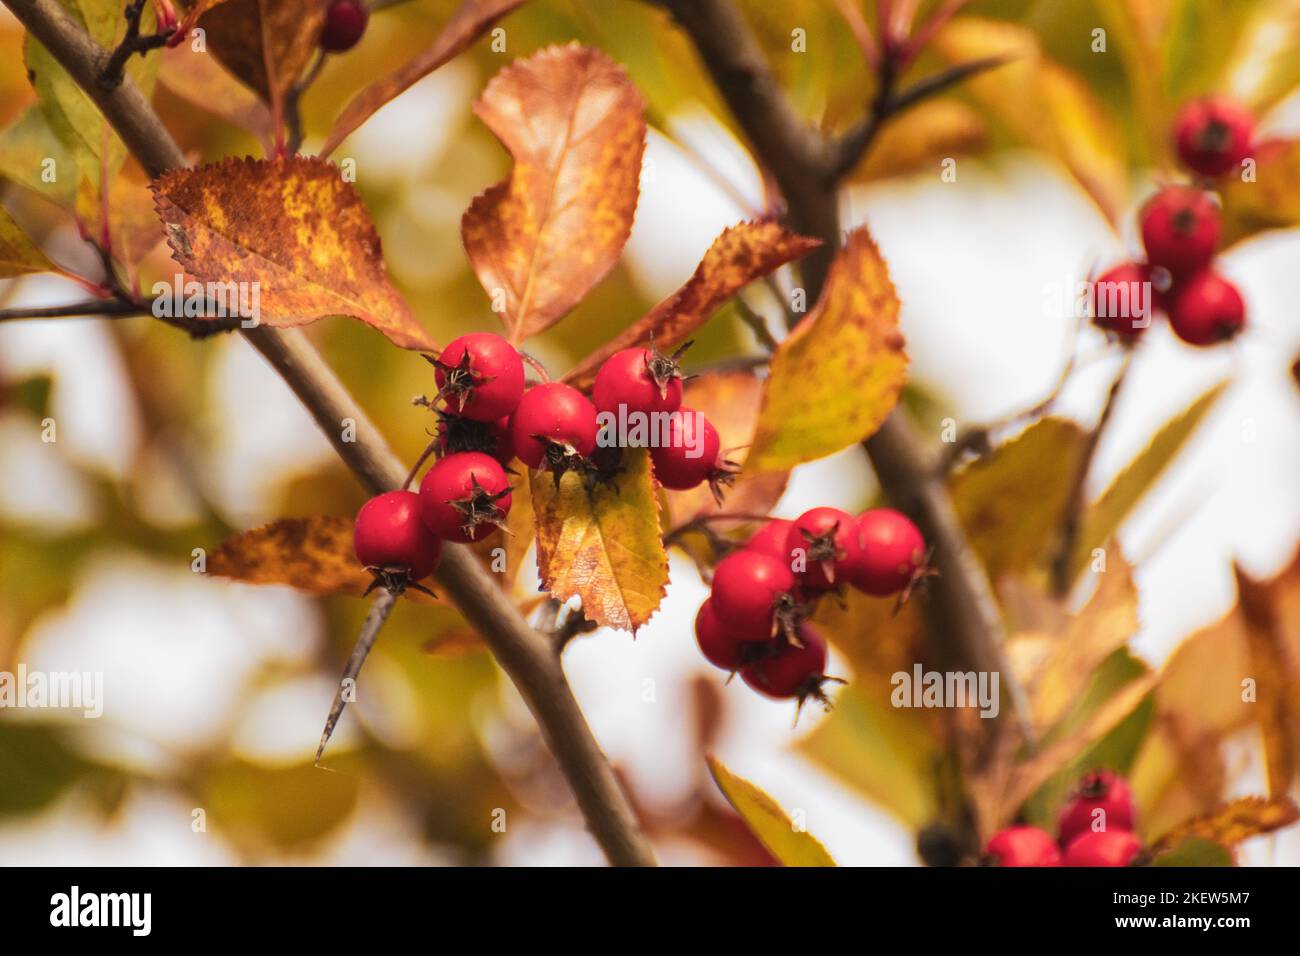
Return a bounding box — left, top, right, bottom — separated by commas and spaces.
99, 1, 175, 91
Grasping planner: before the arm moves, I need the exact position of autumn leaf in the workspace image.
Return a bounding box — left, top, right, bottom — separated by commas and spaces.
158, 38, 273, 145
199, 0, 329, 106
1220, 138, 1300, 250
1150, 837, 1234, 867
152, 155, 434, 349
0, 206, 54, 277
0, 107, 77, 206
461, 44, 646, 344
706, 755, 836, 867
531, 448, 667, 633
1235, 562, 1300, 799
1150, 796, 1300, 853
744, 228, 907, 473
846, 98, 988, 184
207, 516, 372, 596
77, 175, 165, 268
564, 221, 821, 389
321, 0, 529, 158
661, 369, 787, 529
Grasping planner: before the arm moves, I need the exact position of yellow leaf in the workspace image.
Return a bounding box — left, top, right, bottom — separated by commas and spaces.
1235, 561, 1300, 799
564, 220, 820, 388
847, 98, 988, 183
745, 228, 906, 472
706, 755, 836, 867
1220, 137, 1300, 249
0, 205, 54, 277
531, 448, 667, 632
1150, 796, 1300, 853
322, 0, 529, 158
152, 155, 433, 349
462, 44, 646, 344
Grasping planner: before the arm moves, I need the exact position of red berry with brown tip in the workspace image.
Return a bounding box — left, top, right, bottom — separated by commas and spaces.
650, 408, 723, 491
1091, 263, 1154, 341
434, 332, 525, 422
1063, 829, 1143, 867
320, 0, 368, 52
508, 382, 599, 469
1057, 769, 1137, 846
984, 826, 1062, 867
745, 518, 796, 564
786, 506, 866, 592
851, 508, 926, 596
418, 451, 512, 544
1139, 186, 1221, 277
1174, 96, 1255, 178
1168, 269, 1246, 346
695, 599, 758, 671
592, 347, 684, 419
710, 550, 797, 643
740, 625, 827, 699
354, 490, 442, 581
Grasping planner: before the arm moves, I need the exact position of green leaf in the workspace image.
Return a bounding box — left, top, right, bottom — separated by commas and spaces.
706, 755, 836, 867
745, 228, 907, 472
1151, 837, 1234, 867
531, 448, 668, 633
0, 205, 56, 277
0, 106, 78, 205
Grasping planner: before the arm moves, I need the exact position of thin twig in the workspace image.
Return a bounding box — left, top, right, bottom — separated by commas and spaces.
316, 587, 397, 765
0, 299, 140, 320
99, 0, 173, 90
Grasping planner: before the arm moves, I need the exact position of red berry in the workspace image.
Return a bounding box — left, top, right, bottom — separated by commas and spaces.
786, 506, 866, 592
1168, 269, 1246, 346
984, 826, 1062, 867
418, 451, 512, 544
319, 0, 368, 53
1091, 263, 1154, 341
354, 490, 442, 580
1174, 96, 1255, 178
1139, 186, 1221, 277
434, 332, 525, 422
710, 550, 797, 642
1057, 770, 1137, 846
508, 383, 599, 469
592, 347, 684, 419
649, 408, 722, 491
851, 508, 926, 596
745, 519, 796, 564
695, 599, 759, 671
1063, 829, 1143, 867
740, 625, 827, 699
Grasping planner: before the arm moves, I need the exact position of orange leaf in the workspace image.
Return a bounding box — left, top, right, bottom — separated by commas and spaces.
199, 0, 330, 105
158, 38, 273, 144
1151, 796, 1300, 853
745, 228, 907, 472
152, 155, 434, 349
461, 44, 646, 344
321, 0, 528, 158
1235, 561, 1300, 799
207, 516, 372, 596
564, 220, 821, 388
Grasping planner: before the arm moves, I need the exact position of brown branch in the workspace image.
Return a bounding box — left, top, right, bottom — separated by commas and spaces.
99, 0, 174, 91
317, 586, 397, 765
5, 0, 654, 867
653, 0, 1030, 738
0, 298, 141, 320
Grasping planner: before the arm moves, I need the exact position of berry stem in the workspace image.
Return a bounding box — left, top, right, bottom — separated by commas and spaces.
402, 433, 440, 490
315, 585, 397, 765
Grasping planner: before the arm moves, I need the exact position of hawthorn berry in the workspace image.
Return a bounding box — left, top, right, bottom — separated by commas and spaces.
1091, 263, 1154, 341
650, 408, 734, 498
319, 0, 369, 53
1167, 269, 1246, 346
1174, 96, 1255, 178
418, 451, 512, 544
740, 625, 829, 701
695, 599, 762, 671
592, 345, 685, 419
433, 332, 525, 422
1063, 829, 1143, 867
1057, 770, 1136, 846
786, 506, 866, 592
710, 550, 798, 642
354, 490, 442, 582
1139, 186, 1221, 277
508, 382, 600, 470
744, 518, 796, 564
984, 826, 1062, 867
851, 508, 926, 596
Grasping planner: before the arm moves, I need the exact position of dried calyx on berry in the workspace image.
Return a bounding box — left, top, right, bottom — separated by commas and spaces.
740, 625, 841, 720
592, 340, 692, 418
508, 382, 600, 473
353, 490, 441, 596
649, 407, 738, 502
429, 332, 526, 423
418, 451, 513, 544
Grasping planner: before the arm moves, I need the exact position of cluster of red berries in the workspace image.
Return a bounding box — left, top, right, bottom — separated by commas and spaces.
1091, 96, 1252, 347
984, 770, 1143, 867
320, 0, 369, 53
694, 508, 927, 706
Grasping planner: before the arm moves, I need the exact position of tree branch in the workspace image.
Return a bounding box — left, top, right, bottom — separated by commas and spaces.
653, 0, 1030, 738
5, 0, 654, 867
